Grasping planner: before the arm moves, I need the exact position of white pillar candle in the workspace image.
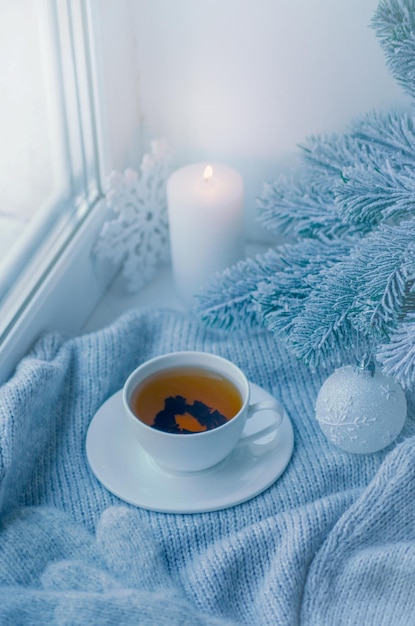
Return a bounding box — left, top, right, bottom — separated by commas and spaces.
167, 162, 244, 303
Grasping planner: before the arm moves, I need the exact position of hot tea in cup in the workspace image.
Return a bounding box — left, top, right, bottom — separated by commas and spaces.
123, 351, 284, 473
131, 365, 243, 434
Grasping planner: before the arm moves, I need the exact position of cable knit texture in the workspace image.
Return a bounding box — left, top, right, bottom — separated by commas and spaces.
0, 309, 414, 625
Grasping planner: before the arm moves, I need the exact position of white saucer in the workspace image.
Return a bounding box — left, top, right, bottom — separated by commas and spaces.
86, 382, 294, 514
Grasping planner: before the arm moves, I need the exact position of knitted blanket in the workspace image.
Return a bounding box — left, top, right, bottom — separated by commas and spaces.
0, 309, 414, 625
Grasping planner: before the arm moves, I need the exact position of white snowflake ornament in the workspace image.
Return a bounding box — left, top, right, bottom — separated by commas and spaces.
94, 140, 171, 292
315, 363, 407, 453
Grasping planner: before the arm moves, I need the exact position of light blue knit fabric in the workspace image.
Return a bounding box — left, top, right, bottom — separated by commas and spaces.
0, 309, 414, 625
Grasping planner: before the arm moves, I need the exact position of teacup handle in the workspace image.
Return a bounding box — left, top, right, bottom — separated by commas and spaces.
237, 399, 284, 447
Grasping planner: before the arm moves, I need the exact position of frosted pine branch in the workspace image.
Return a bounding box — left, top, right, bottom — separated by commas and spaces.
194, 251, 278, 331
254, 238, 354, 343
351, 110, 415, 159
281, 255, 363, 368
196, 239, 354, 334
337, 161, 415, 227
258, 173, 357, 240
372, 0, 415, 101
350, 222, 415, 337
377, 313, 415, 388
196, 0, 415, 387
300, 133, 389, 173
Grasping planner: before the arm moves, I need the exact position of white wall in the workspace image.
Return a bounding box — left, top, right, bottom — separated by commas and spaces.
120, 0, 409, 240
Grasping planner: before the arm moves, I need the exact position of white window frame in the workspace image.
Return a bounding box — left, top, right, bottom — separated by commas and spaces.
0, 0, 139, 384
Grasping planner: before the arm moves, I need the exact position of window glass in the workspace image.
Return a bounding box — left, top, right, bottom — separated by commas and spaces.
0, 1, 64, 270
0, 0, 101, 339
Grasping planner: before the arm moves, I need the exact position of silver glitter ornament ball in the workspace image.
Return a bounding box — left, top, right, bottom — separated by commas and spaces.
315, 365, 407, 453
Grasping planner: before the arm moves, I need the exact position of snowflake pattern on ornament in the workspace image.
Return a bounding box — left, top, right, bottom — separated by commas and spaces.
94, 140, 171, 292
316, 388, 377, 446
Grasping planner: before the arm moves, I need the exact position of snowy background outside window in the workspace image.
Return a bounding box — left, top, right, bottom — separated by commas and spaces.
0, 1, 65, 275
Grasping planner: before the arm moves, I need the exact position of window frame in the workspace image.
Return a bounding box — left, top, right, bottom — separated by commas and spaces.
0, 0, 138, 385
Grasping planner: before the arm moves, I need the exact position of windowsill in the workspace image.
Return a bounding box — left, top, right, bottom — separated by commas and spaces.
83, 264, 184, 333
83, 240, 271, 333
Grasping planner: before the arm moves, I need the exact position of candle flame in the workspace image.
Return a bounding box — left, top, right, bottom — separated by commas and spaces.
203, 165, 213, 182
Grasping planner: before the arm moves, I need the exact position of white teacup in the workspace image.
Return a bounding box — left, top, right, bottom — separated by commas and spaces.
122, 351, 284, 473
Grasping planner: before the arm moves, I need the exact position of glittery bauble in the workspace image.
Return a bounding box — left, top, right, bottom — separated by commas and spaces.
315, 365, 407, 453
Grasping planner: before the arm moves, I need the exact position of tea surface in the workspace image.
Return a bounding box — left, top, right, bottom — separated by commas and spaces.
131, 366, 243, 434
